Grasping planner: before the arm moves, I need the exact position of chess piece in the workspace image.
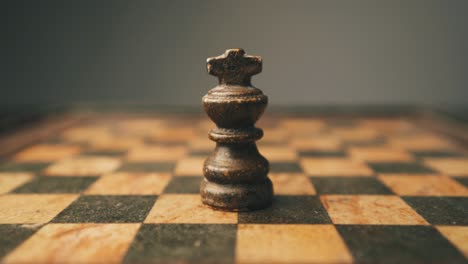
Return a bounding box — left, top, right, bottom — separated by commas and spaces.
201, 48, 273, 211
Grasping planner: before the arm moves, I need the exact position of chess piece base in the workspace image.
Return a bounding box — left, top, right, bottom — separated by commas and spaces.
200, 178, 273, 211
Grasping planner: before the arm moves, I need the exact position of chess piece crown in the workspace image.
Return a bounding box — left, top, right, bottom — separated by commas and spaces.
201, 48, 273, 211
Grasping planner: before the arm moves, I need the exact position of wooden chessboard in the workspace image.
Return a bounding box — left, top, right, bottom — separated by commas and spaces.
0, 110, 467, 263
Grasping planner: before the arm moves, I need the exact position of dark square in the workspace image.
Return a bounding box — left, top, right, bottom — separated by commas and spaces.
118, 162, 175, 172
0, 224, 42, 258
0, 162, 50, 172
336, 225, 467, 264
123, 224, 236, 264
188, 150, 211, 157
402, 197, 468, 225
164, 176, 202, 194
12, 176, 98, 193
269, 162, 303, 173
41, 139, 88, 148
454, 177, 468, 188
52, 195, 157, 223
311, 176, 393, 195
367, 162, 436, 174
41, 136, 70, 144
238, 195, 331, 224
411, 150, 465, 158
298, 150, 346, 157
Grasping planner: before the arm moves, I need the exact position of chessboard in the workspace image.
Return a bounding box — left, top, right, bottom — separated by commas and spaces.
0, 110, 467, 263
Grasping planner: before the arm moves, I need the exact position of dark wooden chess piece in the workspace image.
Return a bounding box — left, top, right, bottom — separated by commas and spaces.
201, 48, 273, 211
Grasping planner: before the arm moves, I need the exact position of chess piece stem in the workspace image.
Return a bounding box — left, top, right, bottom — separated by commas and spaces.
201, 49, 273, 211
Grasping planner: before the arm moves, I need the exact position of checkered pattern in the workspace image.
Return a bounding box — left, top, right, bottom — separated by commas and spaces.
0, 115, 467, 263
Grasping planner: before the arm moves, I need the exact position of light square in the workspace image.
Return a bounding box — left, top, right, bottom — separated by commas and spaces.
332, 127, 380, 141
236, 224, 353, 263
424, 158, 468, 176
290, 135, 341, 151
3, 223, 140, 263
85, 172, 172, 195
61, 126, 111, 143
269, 173, 316, 195
152, 128, 195, 142
0, 194, 78, 223
280, 118, 325, 133
0, 173, 34, 194
359, 118, 415, 133
127, 146, 187, 162
196, 119, 214, 131
45, 156, 121, 176
349, 147, 414, 162
320, 195, 428, 225
89, 136, 143, 151
174, 157, 204, 176
258, 146, 297, 162
389, 135, 456, 151
300, 158, 373, 176
379, 174, 468, 196
188, 137, 214, 151
117, 118, 166, 136
145, 194, 237, 224
261, 128, 289, 143
436, 226, 468, 259
14, 144, 81, 162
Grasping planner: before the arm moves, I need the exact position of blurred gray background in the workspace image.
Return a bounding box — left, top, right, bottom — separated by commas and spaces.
2, 0, 468, 108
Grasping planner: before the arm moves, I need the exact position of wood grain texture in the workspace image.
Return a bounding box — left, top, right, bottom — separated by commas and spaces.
145, 194, 237, 224
379, 174, 468, 196
424, 158, 468, 176
320, 195, 429, 225
0, 111, 467, 263
0, 173, 34, 194
3, 223, 140, 264
437, 226, 468, 259
0, 194, 78, 224
349, 146, 414, 162
236, 224, 353, 263
300, 158, 374, 176
45, 156, 121, 176
269, 173, 316, 195
85, 172, 171, 195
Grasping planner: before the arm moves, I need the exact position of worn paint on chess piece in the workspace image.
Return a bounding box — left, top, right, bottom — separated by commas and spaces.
201, 48, 273, 211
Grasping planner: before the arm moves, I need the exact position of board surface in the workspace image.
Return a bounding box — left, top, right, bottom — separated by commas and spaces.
0, 113, 467, 263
